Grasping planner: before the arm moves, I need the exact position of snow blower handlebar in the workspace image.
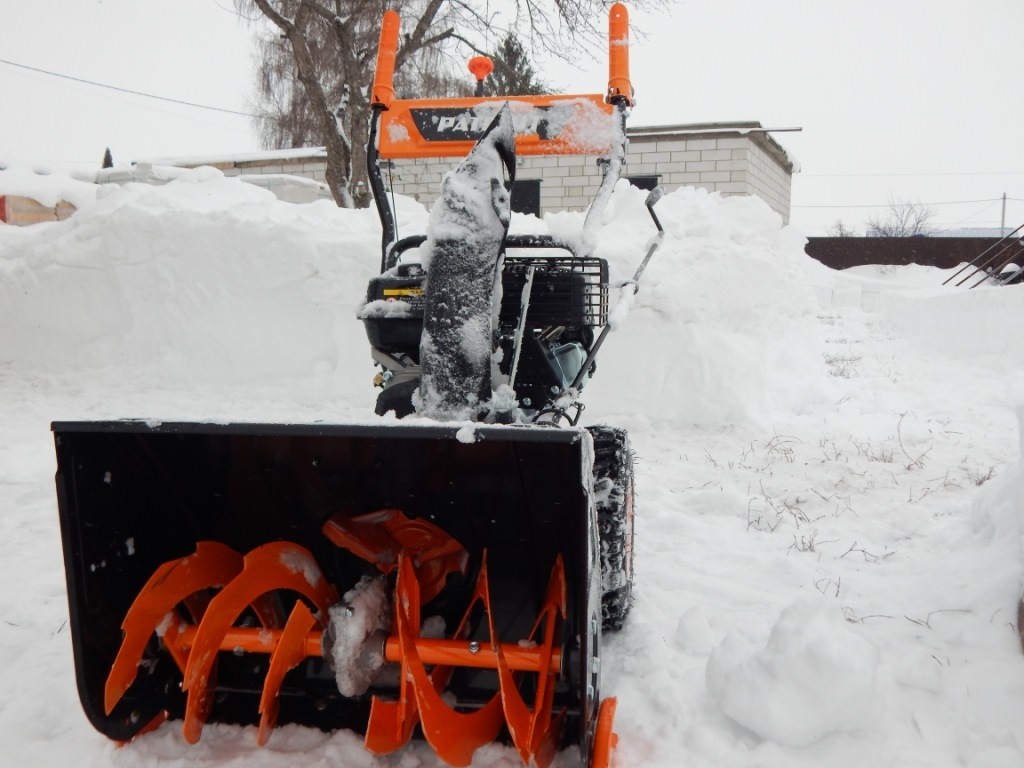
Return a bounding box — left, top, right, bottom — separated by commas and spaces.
567, 188, 665, 394
371, 10, 400, 110
366, 4, 633, 270
627, 186, 666, 288
370, 5, 632, 111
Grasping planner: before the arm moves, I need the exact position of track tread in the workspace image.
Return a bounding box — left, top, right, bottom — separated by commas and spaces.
588, 425, 635, 632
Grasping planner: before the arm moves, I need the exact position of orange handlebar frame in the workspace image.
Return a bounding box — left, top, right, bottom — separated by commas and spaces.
372, 9, 401, 108
607, 3, 632, 105
372, 5, 632, 110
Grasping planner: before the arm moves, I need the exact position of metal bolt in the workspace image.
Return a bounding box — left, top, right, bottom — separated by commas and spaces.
468, 641, 481, 654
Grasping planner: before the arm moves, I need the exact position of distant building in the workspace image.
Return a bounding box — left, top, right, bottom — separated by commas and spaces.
933, 227, 1012, 238
133, 121, 798, 222
865, 226, 1013, 239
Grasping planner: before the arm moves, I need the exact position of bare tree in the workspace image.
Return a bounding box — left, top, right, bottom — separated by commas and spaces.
827, 219, 856, 237
237, 0, 666, 207
865, 196, 936, 237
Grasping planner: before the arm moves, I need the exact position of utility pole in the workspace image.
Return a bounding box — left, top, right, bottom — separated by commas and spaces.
1001, 192, 1007, 237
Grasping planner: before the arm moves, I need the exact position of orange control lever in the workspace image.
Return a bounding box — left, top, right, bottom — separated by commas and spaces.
468, 56, 494, 81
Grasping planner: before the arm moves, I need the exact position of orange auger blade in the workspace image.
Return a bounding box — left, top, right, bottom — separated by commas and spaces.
367, 553, 568, 767
364, 550, 422, 756
396, 554, 505, 767
323, 508, 468, 603
489, 556, 567, 768
105, 541, 244, 716
181, 542, 338, 743
257, 600, 318, 746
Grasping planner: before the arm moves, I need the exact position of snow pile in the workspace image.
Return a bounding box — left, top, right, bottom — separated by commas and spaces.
706, 599, 878, 746
581, 183, 831, 427
0, 162, 100, 210
0, 167, 384, 389
0, 162, 827, 429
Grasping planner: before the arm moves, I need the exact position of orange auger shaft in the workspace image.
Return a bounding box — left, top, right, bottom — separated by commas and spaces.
140, 621, 562, 673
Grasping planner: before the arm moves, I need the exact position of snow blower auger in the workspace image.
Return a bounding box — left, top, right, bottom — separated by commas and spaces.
53, 4, 658, 767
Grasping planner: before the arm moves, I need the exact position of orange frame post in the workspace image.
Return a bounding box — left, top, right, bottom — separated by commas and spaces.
372, 9, 400, 108
607, 3, 632, 105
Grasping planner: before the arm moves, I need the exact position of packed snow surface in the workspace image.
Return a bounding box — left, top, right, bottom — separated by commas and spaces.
2, 168, 1024, 767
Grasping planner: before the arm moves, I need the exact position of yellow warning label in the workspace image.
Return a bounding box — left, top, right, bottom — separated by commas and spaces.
383, 288, 424, 297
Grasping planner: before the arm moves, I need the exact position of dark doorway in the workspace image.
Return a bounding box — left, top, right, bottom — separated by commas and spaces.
511, 179, 541, 217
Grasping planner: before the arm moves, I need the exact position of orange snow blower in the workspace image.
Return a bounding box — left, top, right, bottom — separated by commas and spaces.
54, 5, 647, 767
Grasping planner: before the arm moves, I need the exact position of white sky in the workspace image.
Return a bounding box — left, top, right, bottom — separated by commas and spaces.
2, 0, 1023, 236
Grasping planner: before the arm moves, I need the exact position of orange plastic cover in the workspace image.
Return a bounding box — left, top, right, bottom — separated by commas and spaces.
377, 95, 616, 159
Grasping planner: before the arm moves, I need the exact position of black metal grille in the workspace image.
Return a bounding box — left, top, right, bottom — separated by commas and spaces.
500, 256, 608, 330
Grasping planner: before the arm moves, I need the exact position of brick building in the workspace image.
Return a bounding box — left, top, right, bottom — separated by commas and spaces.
137, 121, 796, 221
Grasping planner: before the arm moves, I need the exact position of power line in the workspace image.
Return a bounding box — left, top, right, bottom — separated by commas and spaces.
7, 63, 256, 137
0, 57, 257, 118
946, 200, 1000, 229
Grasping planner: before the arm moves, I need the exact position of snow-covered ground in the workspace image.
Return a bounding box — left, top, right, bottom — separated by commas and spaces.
2, 166, 1023, 767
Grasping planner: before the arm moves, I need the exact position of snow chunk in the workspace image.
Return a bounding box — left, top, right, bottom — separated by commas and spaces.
326, 576, 391, 698
706, 600, 878, 746
279, 547, 323, 588
357, 299, 413, 319
387, 122, 410, 142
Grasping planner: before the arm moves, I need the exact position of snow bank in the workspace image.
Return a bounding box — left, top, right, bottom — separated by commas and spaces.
0, 171, 829, 429
0, 162, 99, 210
0, 168, 390, 387
882, 283, 1024, 365
580, 183, 831, 427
